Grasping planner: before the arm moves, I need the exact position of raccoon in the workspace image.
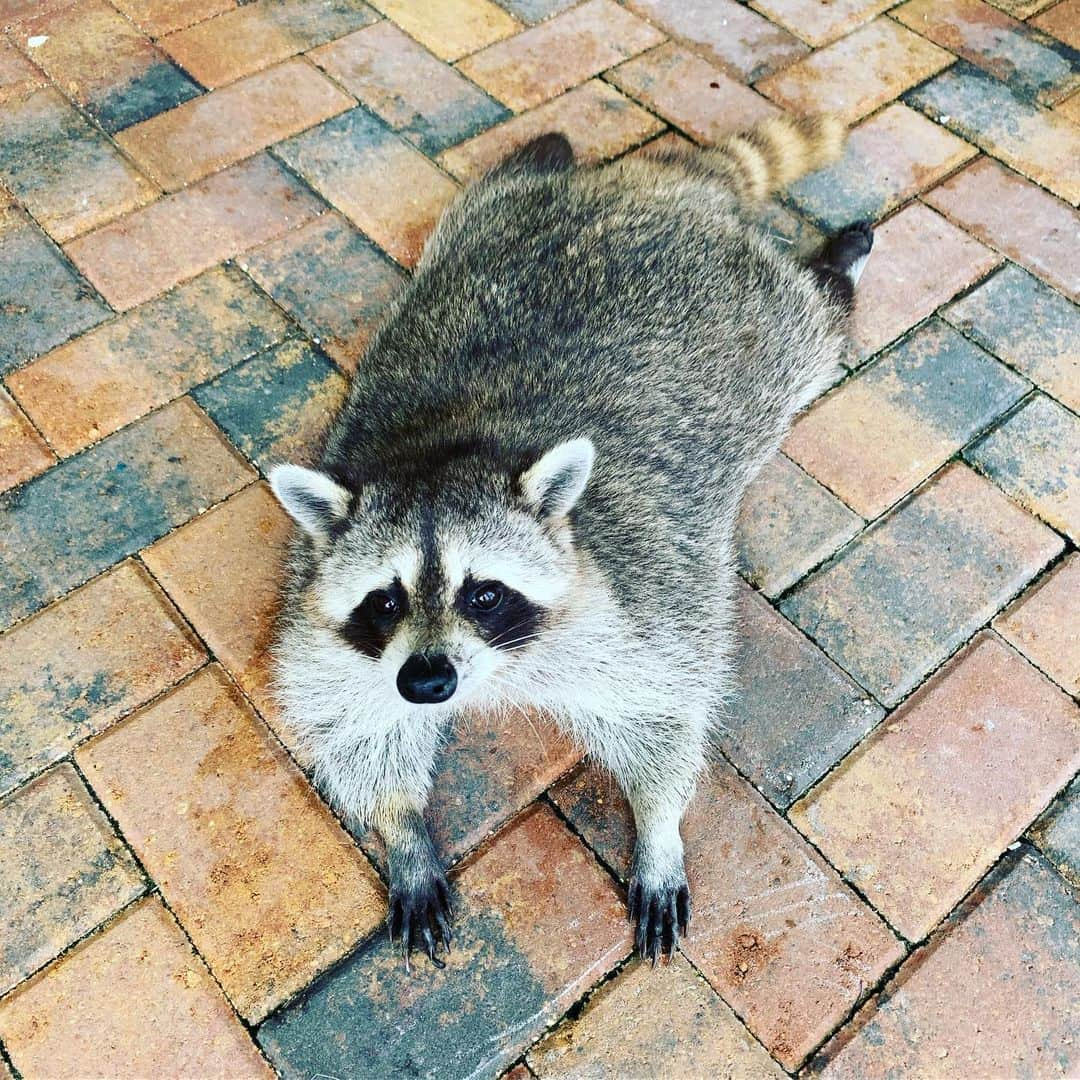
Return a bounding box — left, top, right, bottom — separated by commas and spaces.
268, 114, 873, 965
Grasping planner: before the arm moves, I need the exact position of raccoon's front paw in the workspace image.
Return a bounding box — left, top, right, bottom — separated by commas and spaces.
387, 871, 454, 971
628, 875, 691, 963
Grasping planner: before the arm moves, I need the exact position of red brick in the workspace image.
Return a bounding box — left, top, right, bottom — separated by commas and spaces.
0, 37, 45, 105
814, 851, 1079, 1076
1033, 0, 1080, 48
115, 59, 353, 191
64, 154, 323, 311
0, 388, 53, 492
756, 18, 952, 123
923, 156, 1080, 303
0, 765, 144, 995
749, 0, 894, 47
439, 79, 664, 182
372, 0, 520, 61
77, 664, 385, 1022
457, 0, 662, 112
846, 202, 1000, 364
993, 554, 1080, 696
625, 0, 808, 81
607, 42, 779, 144
791, 633, 1080, 941
110, 0, 236, 36
0, 898, 273, 1080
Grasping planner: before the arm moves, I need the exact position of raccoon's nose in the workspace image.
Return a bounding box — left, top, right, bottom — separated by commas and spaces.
397, 653, 458, 704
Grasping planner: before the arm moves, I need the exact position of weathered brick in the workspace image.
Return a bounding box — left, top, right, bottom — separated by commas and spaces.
0, 560, 204, 796
192, 338, 347, 469
784, 319, 1028, 518
780, 463, 1062, 705
0, 388, 53, 492
0, 36, 46, 104
141, 483, 291, 730
496, 0, 576, 22
993, 553, 1080, 696
77, 664, 385, 1022
0, 764, 144, 995
0, 88, 157, 242
259, 803, 629, 1078
923, 156, 1079, 303
240, 210, 404, 372
756, 18, 952, 123
1029, 775, 1080, 888
812, 851, 1080, 1075
724, 582, 884, 810
894, 0, 1080, 104
943, 262, 1080, 411
1054, 86, 1080, 121
115, 59, 353, 191
310, 21, 509, 156
965, 392, 1080, 542
160, 0, 377, 87
0, 398, 254, 630
275, 107, 458, 267
606, 42, 779, 144
371, 0, 520, 61
8, 265, 290, 456
0, 209, 109, 375
457, 0, 662, 112
791, 633, 1080, 940
64, 154, 324, 311
550, 762, 903, 1069
986, 0, 1057, 16
110, 0, 235, 36
439, 79, 664, 182
907, 62, 1080, 203
748, 0, 893, 47
528, 955, 785, 1079
12, 0, 201, 132
0, 898, 273, 1080
844, 202, 1000, 365
786, 103, 976, 231
735, 452, 862, 598
1033, 0, 1080, 49
625, 0, 808, 82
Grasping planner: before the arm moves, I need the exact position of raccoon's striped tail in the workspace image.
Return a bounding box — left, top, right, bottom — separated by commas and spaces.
702, 114, 846, 203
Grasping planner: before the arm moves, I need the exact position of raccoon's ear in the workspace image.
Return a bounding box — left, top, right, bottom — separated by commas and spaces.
519, 437, 594, 519
493, 132, 574, 176
269, 464, 351, 536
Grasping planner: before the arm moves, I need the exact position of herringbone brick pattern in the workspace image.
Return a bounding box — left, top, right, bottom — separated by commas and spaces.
0, 1, 1077, 1076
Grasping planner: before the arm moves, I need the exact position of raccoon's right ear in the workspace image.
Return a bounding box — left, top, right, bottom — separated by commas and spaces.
269, 464, 351, 537
492, 132, 574, 176
519, 437, 595, 520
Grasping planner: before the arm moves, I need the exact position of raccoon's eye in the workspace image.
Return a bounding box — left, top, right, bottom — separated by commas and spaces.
468, 583, 503, 612
368, 590, 400, 617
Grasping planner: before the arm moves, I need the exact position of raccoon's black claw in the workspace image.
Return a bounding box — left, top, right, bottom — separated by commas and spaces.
387, 873, 453, 971
629, 878, 690, 963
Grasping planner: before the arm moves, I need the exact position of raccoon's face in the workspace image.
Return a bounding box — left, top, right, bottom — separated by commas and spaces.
268, 439, 594, 712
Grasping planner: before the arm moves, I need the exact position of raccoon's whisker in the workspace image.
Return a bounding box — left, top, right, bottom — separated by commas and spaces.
487, 620, 540, 649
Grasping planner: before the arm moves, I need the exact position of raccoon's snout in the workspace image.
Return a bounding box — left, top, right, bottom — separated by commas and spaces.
397, 653, 458, 705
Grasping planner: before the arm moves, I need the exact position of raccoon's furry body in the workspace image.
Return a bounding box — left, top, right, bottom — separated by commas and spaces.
269, 116, 871, 962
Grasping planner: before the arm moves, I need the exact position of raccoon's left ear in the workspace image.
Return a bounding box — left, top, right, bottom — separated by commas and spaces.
519, 437, 595, 519
269, 464, 351, 536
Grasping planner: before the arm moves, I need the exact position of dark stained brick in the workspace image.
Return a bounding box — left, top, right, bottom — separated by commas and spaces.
0, 209, 109, 375
1029, 775, 1080, 888
257, 804, 630, 1079
192, 338, 347, 470
0, 398, 254, 630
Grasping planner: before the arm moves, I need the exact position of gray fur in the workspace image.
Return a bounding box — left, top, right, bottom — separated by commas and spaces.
269, 128, 867, 963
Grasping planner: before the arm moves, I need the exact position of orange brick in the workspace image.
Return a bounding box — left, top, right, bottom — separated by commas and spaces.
0, 388, 53, 492
0, 37, 45, 105
457, 0, 662, 112
607, 42, 779, 144
370, 0, 520, 61
1033, 0, 1080, 48
160, 0, 378, 87
846, 202, 1000, 364
0, 898, 273, 1080
439, 79, 664, 182
77, 664, 385, 1022
756, 18, 952, 123
0, 765, 144, 995
0, 560, 204, 795
116, 59, 353, 191
994, 555, 1080, 696
110, 0, 236, 36
1055, 88, 1080, 122
64, 154, 323, 311
791, 633, 1080, 941
8, 266, 290, 456
141, 483, 289, 731
275, 108, 458, 267
749, 0, 893, 47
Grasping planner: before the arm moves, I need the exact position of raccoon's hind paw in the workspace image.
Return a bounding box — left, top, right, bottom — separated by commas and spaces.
628, 876, 691, 964
387, 872, 454, 972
